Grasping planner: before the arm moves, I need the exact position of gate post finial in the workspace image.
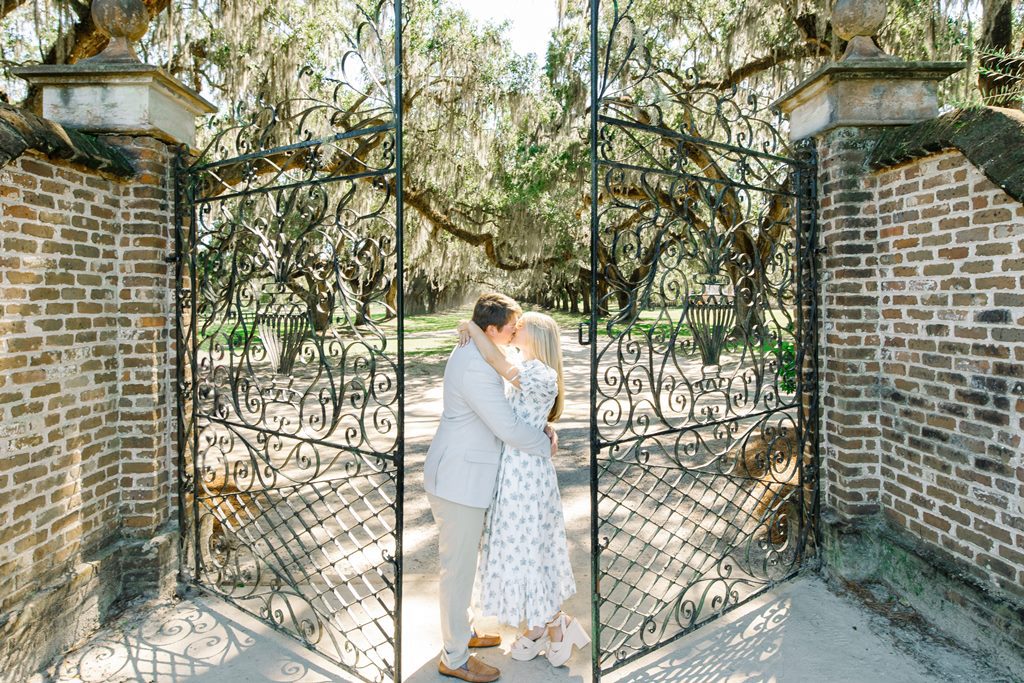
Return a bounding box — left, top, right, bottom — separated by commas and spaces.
88, 0, 151, 64
773, 0, 964, 141
832, 0, 888, 61
11, 0, 215, 150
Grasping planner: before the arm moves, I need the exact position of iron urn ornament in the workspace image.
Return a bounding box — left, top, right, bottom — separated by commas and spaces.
833, 0, 889, 60
89, 0, 151, 63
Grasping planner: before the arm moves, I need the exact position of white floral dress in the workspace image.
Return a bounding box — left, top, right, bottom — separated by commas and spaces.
473, 358, 577, 628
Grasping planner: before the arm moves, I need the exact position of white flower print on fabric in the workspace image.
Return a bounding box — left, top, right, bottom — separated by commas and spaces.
473, 358, 577, 628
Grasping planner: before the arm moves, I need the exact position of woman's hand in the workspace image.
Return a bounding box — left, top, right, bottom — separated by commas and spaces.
460, 319, 517, 382
456, 320, 471, 347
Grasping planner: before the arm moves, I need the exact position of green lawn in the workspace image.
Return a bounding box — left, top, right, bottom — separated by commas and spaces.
402, 305, 589, 335
194, 304, 796, 360
401, 305, 588, 357
400, 305, 700, 357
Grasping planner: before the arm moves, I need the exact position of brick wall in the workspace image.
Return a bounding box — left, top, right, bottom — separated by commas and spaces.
0, 138, 178, 680
1, 154, 124, 609
872, 149, 1024, 602
816, 117, 1024, 675
109, 136, 177, 540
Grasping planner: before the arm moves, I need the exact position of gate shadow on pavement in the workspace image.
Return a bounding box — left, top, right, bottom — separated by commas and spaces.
604, 575, 956, 683
609, 593, 790, 683
54, 595, 352, 682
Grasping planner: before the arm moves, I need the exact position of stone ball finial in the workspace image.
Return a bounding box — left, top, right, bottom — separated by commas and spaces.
88, 0, 151, 63
832, 0, 890, 60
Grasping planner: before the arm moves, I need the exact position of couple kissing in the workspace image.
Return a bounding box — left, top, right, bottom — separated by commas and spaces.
424, 293, 589, 682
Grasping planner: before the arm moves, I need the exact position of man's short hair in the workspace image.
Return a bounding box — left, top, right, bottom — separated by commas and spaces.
471, 292, 522, 331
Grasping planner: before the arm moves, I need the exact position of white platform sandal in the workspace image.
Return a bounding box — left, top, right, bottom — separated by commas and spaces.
510, 629, 549, 661
544, 613, 591, 667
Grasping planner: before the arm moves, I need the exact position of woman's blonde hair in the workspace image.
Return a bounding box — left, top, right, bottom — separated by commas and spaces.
519, 311, 565, 422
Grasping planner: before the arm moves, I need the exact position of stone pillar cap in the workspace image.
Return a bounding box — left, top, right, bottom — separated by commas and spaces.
774, 59, 967, 110
14, 62, 216, 150
772, 59, 966, 141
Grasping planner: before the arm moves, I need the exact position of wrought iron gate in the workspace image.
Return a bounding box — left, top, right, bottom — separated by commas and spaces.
174, 3, 404, 681
587, 1, 820, 678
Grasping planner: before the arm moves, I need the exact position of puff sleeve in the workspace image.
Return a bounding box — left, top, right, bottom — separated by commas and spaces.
515, 359, 558, 406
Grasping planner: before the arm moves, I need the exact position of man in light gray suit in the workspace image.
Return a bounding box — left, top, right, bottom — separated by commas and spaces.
425, 293, 556, 683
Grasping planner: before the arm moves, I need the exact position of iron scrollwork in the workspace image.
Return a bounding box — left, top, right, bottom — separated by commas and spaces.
589, 0, 820, 678
175, 2, 404, 682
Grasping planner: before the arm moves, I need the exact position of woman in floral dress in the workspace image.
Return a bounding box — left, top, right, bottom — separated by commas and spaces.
458, 311, 590, 668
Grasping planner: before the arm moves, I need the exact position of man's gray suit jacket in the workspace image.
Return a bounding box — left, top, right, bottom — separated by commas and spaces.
423, 340, 552, 508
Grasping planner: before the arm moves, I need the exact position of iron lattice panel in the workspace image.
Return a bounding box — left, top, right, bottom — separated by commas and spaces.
588, 0, 820, 677
190, 422, 400, 679
174, 3, 404, 681
593, 413, 808, 671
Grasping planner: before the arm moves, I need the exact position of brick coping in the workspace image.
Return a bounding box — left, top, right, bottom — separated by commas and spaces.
0, 104, 134, 177
867, 105, 1024, 203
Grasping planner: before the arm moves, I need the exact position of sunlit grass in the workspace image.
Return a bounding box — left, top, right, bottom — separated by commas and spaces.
193, 304, 796, 359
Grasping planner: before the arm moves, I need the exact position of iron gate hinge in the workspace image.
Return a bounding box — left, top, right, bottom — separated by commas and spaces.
164, 253, 181, 264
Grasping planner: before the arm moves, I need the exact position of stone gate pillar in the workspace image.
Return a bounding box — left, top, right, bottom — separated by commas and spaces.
14, 0, 214, 597
774, 2, 962, 523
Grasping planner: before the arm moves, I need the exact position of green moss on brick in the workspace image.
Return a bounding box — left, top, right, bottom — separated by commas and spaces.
868, 106, 1024, 203
0, 104, 134, 178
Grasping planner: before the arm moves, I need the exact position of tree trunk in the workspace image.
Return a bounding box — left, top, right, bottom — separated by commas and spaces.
306, 290, 333, 332
978, 0, 1017, 106
386, 279, 398, 319
614, 288, 635, 322
980, 0, 1014, 51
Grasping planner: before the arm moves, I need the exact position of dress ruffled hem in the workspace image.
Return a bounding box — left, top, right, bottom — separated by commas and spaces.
473, 574, 577, 628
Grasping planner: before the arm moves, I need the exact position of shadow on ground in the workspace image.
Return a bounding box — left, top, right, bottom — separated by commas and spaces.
54, 574, 1002, 683
54, 596, 348, 682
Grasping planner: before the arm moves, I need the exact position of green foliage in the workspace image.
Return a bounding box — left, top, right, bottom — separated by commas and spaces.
3, 0, 1016, 313
227, 327, 261, 348
772, 337, 798, 394
978, 49, 1024, 107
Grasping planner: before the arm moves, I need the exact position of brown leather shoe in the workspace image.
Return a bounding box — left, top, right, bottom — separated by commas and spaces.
438, 655, 500, 682
468, 631, 501, 648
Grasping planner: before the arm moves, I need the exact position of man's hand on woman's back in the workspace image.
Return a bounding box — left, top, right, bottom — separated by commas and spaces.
544, 425, 558, 456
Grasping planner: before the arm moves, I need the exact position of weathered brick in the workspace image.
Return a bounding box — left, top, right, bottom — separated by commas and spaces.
815, 144, 1024, 611
1, 146, 178, 678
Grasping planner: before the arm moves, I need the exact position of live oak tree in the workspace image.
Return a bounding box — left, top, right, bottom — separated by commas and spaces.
3, 0, 1019, 314
977, 0, 1024, 105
